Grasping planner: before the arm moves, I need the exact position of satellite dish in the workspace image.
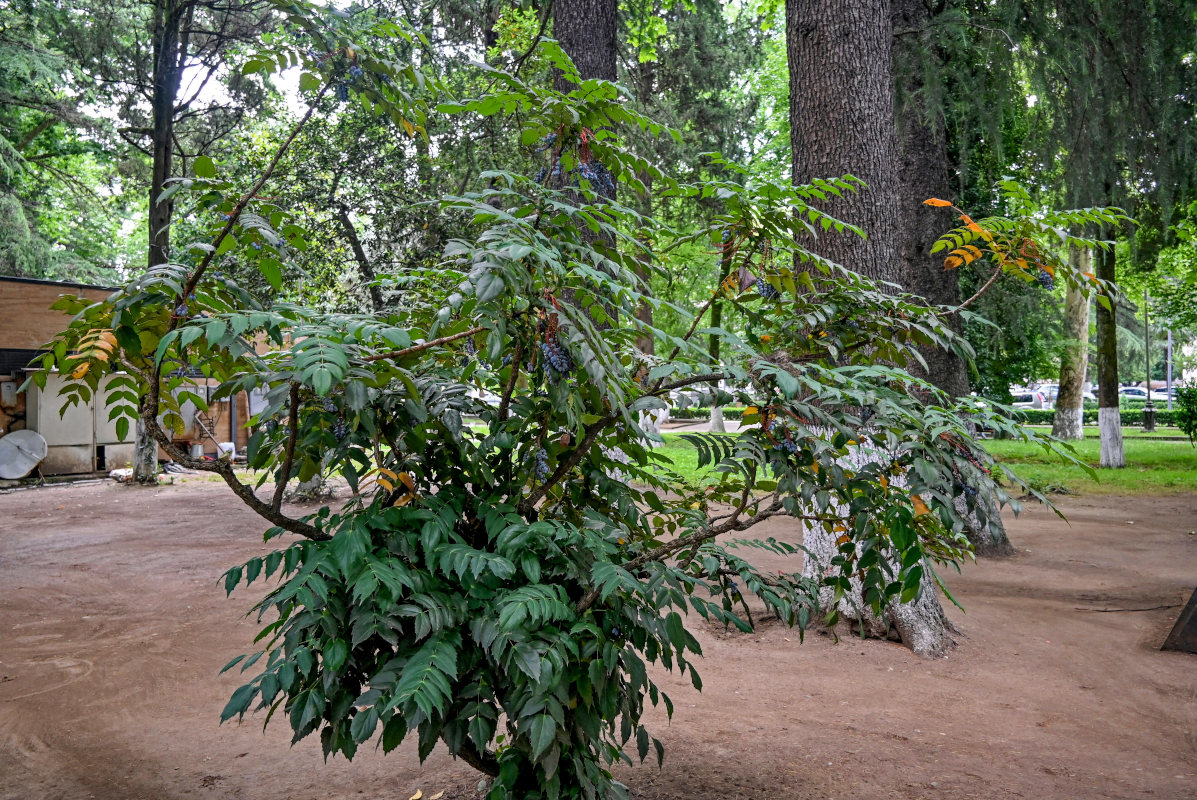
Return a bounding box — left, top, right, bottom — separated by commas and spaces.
0, 430, 48, 479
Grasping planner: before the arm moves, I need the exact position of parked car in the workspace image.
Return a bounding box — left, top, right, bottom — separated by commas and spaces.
1033, 383, 1097, 406
1010, 391, 1039, 409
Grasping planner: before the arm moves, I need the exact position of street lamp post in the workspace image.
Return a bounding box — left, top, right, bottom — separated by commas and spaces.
1143, 288, 1155, 432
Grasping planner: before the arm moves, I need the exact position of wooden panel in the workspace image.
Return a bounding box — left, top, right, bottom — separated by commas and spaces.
0, 280, 113, 351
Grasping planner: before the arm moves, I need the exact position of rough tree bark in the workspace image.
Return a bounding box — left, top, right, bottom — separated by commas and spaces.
892, 0, 1012, 558
1051, 246, 1091, 440
787, 0, 956, 657
137, 0, 191, 484
1094, 242, 1125, 467
553, 0, 617, 89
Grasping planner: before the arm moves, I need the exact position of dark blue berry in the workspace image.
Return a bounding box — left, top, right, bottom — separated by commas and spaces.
336, 82, 349, 102
533, 447, 550, 480
756, 278, 781, 300
1035, 268, 1055, 290
348, 64, 364, 81
540, 339, 573, 380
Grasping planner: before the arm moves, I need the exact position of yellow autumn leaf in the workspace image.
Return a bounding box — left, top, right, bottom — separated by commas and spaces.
879, 476, 889, 489
944, 255, 964, 270
71, 362, 89, 379
911, 494, 931, 516
397, 471, 415, 491
923, 197, 953, 207
744, 406, 759, 415
377, 477, 395, 492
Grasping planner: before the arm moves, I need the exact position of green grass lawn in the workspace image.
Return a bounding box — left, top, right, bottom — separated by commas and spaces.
653, 432, 1197, 496
984, 436, 1197, 495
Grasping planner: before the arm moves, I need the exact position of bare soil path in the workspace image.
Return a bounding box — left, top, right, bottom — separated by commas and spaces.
1, 480, 1194, 800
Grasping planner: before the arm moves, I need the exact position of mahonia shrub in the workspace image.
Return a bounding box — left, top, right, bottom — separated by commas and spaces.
38, 6, 1120, 798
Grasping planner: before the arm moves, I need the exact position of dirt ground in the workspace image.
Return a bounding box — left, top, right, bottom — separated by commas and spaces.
1, 479, 1194, 800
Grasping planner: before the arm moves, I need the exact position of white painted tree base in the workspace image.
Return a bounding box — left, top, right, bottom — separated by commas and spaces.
1098, 407, 1125, 468
1051, 406, 1084, 441
800, 438, 956, 658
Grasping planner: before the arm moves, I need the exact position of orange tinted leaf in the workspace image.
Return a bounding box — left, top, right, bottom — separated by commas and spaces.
923, 198, 953, 207
944, 255, 964, 270
397, 471, 415, 491
911, 494, 931, 516
1041, 264, 1055, 277
71, 362, 89, 379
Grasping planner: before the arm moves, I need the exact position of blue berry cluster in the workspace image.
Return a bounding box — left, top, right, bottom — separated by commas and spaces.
533, 132, 558, 154
577, 161, 615, 195
174, 292, 197, 317
348, 64, 364, 81
533, 447, 550, 480
335, 82, 350, 102
332, 420, 348, 441
1035, 268, 1055, 290
773, 438, 799, 454
756, 277, 781, 300
540, 339, 574, 380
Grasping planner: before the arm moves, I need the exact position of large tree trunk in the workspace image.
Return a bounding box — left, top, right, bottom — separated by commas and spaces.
553, 0, 617, 88
137, 0, 187, 484
892, 0, 1011, 558
1052, 247, 1091, 440
787, 0, 955, 657
788, 0, 901, 281
892, 0, 968, 395
1094, 242, 1125, 467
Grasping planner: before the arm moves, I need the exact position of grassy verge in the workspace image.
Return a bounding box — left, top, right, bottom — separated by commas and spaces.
653, 432, 1197, 496
985, 437, 1196, 495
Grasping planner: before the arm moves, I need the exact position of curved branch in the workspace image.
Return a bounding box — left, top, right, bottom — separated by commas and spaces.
136, 380, 328, 541
575, 501, 788, 614
363, 326, 485, 363
449, 733, 500, 776
943, 262, 1003, 316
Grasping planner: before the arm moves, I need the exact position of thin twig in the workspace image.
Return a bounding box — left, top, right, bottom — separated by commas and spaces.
575, 502, 787, 614
944, 263, 1002, 315
497, 341, 524, 422
363, 326, 485, 363
1074, 604, 1179, 613
172, 81, 332, 321
271, 382, 300, 513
